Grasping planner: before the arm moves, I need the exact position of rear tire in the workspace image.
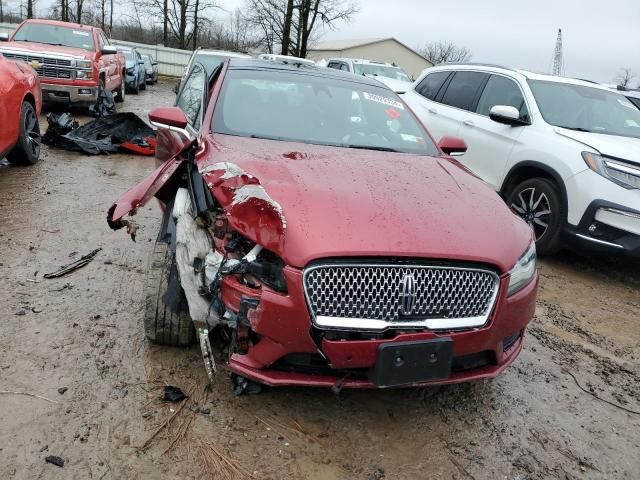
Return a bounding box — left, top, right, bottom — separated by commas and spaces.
144, 240, 195, 347
7, 101, 40, 165
506, 177, 565, 256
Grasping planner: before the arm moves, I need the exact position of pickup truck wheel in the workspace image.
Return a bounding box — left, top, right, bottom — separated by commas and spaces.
115, 76, 125, 103
506, 178, 565, 256
7, 101, 41, 165
144, 239, 195, 347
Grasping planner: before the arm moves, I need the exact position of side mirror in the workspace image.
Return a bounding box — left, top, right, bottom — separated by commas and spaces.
438, 136, 467, 156
489, 105, 530, 126
152, 61, 158, 66
138, 60, 145, 65
149, 106, 188, 129
0, 33, 9, 41
101, 45, 117, 54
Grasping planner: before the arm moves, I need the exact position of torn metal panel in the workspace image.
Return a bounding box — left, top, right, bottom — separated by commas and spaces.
201, 162, 286, 256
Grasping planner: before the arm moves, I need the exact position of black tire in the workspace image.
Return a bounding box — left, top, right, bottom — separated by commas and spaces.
140, 76, 147, 91
144, 240, 195, 347
131, 75, 140, 94
115, 74, 125, 103
7, 101, 40, 165
506, 177, 565, 255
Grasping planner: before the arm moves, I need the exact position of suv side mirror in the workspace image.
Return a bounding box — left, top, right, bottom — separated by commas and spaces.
0, 33, 9, 41
489, 105, 531, 126
438, 136, 467, 156
101, 45, 117, 54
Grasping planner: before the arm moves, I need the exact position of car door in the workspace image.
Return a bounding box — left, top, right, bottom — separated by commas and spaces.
456, 74, 530, 190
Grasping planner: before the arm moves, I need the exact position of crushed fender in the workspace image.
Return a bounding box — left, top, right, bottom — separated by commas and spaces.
43, 112, 155, 156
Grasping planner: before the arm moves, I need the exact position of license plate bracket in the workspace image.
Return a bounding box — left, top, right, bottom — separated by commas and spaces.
370, 338, 453, 387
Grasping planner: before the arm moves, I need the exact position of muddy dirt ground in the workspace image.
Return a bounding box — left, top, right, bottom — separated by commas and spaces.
1, 80, 639, 480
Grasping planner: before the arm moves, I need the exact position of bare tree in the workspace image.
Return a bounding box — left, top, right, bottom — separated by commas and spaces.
418, 41, 472, 65
615, 68, 636, 89
26, 0, 34, 18
246, 0, 358, 57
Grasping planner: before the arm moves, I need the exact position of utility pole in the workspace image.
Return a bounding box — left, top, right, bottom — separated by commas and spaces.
552, 28, 564, 76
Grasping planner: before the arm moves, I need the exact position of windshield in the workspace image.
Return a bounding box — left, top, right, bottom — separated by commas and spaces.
13, 23, 94, 51
354, 63, 410, 82
529, 80, 640, 139
212, 69, 437, 155
142, 55, 152, 67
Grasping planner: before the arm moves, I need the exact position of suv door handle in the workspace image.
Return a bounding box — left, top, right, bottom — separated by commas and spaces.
463, 120, 475, 127
428, 108, 437, 114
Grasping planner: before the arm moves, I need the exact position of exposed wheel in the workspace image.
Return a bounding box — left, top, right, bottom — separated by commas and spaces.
144, 239, 195, 346
115, 75, 125, 103
506, 177, 565, 255
7, 101, 40, 165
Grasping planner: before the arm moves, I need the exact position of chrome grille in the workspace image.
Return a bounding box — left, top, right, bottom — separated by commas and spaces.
303, 263, 500, 330
2, 52, 73, 79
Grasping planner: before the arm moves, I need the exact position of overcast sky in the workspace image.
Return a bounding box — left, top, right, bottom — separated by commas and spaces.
215, 0, 639, 84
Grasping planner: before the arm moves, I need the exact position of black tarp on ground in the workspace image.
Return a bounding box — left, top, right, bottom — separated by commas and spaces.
89, 85, 116, 117
43, 112, 156, 155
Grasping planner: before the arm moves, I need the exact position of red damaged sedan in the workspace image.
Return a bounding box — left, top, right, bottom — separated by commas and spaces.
108, 59, 538, 392
0, 54, 41, 165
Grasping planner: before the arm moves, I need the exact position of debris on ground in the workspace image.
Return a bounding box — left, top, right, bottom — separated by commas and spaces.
58, 387, 68, 395
163, 386, 187, 403
44, 455, 65, 467
43, 112, 156, 156
89, 85, 116, 117
44, 248, 102, 279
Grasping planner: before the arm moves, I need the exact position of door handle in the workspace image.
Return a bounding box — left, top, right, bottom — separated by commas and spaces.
463, 120, 475, 127
428, 108, 437, 114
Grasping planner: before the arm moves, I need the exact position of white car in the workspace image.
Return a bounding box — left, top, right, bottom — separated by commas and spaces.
403, 64, 640, 256
326, 58, 413, 93
177, 48, 251, 92
257, 53, 316, 67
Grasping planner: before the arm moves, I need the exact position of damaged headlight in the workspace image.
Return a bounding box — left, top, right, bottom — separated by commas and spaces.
246, 250, 288, 293
507, 240, 537, 296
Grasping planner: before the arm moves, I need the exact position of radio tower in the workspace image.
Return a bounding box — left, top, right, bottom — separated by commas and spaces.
552, 29, 564, 76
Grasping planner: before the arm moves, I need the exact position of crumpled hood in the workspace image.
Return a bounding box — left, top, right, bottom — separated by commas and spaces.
199, 134, 532, 273
2, 41, 94, 60
555, 127, 640, 165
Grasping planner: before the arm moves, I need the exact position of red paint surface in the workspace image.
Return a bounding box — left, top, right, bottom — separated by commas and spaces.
0, 56, 41, 158
3, 19, 125, 99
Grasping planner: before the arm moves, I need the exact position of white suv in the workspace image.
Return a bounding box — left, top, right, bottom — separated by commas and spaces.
326, 58, 412, 93
402, 64, 640, 256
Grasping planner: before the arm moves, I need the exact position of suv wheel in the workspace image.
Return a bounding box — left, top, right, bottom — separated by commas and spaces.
144, 239, 195, 346
7, 101, 41, 165
140, 74, 147, 91
507, 178, 565, 255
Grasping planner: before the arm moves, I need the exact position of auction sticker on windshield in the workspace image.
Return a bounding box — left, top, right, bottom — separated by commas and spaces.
363, 92, 404, 110
73, 30, 90, 36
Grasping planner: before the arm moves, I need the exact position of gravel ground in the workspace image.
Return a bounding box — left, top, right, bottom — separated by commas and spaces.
0, 79, 639, 480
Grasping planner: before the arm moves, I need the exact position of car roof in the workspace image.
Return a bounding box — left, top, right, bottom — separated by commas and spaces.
194, 48, 251, 58
227, 58, 386, 88
424, 63, 616, 91
21, 19, 94, 31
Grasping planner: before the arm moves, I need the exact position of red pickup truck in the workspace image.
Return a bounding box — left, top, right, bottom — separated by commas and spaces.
0, 19, 126, 105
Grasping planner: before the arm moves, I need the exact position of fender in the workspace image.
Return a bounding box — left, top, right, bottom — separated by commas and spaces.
501, 160, 568, 209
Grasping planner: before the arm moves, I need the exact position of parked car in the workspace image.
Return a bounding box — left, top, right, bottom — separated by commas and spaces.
0, 19, 125, 105
0, 55, 42, 165
117, 46, 146, 93
141, 54, 158, 84
108, 59, 538, 392
257, 53, 316, 66
176, 48, 250, 93
403, 64, 640, 257
326, 58, 413, 93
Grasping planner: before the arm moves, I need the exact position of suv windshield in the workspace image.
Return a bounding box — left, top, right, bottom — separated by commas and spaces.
354, 63, 411, 82
530, 80, 640, 139
13, 23, 94, 51
212, 69, 438, 156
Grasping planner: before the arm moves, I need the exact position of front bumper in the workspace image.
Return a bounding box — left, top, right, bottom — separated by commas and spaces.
41, 82, 98, 103
220, 267, 538, 389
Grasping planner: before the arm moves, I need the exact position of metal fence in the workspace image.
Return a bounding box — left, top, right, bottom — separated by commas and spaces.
0, 22, 190, 77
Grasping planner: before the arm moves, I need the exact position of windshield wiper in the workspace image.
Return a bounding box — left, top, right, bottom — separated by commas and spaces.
346, 144, 400, 152
557, 126, 592, 133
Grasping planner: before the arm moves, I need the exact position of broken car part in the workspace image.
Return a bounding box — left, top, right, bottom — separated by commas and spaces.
44, 248, 101, 279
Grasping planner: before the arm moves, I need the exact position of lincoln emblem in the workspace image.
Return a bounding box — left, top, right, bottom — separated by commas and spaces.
399, 274, 417, 315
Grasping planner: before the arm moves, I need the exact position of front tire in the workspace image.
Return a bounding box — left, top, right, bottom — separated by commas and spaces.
115, 75, 125, 103
144, 240, 195, 347
140, 75, 147, 91
7, 101, 40, 165
506, 178, 565, 255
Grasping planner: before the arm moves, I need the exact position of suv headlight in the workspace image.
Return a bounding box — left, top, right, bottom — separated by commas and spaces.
582, 152, 640, 190
507, 240, 537, 296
